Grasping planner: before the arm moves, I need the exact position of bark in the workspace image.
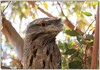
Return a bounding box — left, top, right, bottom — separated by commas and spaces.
63, 18, 84, 35
1, 17, 24, 60
90, 6, 99, 69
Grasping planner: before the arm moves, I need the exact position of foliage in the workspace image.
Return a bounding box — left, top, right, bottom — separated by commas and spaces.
1, 1, 98, 69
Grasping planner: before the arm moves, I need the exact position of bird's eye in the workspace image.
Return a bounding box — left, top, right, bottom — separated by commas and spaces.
41, 23, 46, 27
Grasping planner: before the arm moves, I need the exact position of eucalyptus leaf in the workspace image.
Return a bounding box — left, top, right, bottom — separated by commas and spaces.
58, 41, 69, 52
82, 12, 92, 16
77, 35, 86, 44
58, 41, 65, 51
63, 48, 77, 55
69, 61, 82, 69
65, 30, 79, 36
85, 35, 94, 40
71, 51, 79, 60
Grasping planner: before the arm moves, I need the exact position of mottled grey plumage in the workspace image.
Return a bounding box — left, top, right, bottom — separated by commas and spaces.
22, 18, 62, 69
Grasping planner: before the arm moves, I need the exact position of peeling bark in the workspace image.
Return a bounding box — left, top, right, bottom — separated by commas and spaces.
1, 17, 24, 60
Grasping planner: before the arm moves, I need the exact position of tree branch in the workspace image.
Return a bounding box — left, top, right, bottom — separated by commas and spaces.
28, 1, 56, 18
63, 18, 84, 35
38, 7, 56, 18
84, 20, 95, 35
1, 13, 24, 60
90, 6, 99, 69
2, 1, 11, 13
57, 1, 66, 17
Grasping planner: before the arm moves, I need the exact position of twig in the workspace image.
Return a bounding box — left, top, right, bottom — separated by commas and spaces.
28, 1, 56, 18
63, 18, 84, 35
57, 1, 84, 35
57, 1, 66, 17
2, 1, 11, 13
38, 7, 56, 18
84, 20, 95, 35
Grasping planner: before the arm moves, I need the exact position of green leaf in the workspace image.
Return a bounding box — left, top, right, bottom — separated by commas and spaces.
63, 42, 69, 51
58, 41, 69, 52
69, 61, 82, 69
62, 57, 68, 69
71, 51, 79, 60
84, 34, 94, 45
1, 5, 6, 10
93, 2, 98, 6
82, 12, 92, 16
65, 30, 79, 36
86, 40, 94, 46
63, 48, 77, 55
73, 56, 82, 62
67, 42, 76, 48
58, 41, 64, 51
85, 35, 94, 40
20, 12, 26, 20
77, 35, 86, 44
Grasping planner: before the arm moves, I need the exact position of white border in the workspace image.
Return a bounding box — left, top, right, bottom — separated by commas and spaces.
0, 0, 99, 70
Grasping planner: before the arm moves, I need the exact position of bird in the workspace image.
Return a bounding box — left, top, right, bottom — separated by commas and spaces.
22, 18, 63, 69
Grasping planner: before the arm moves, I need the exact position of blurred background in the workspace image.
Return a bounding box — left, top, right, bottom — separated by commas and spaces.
1, 1, 98, 69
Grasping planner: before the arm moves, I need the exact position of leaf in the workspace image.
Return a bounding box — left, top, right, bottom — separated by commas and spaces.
71, 51, 79, 60
20, 12, 26, 20
25, 8, 30, 15
32, 13, 36, 19
73, 56, 82, 62
10, 51, 15, 57
34, 5, 38, 10
82, 12, 92, 16
43, 2, 48, 10
93, 2, 98, 5
85, 35, 94, 40
77, 35, 86, 44
69, 61, 82, 69
67, 42, 73, 48
1, 5, 6, 10
65, 30, 79, 36
62, 57, 68, 69
93, 2, 98, 6
86, 39, 93, 43
66, 34, 70, 40
63, 48, 77, 55
58, 41, 68, 53
93, 2, 98, 9
58, 41, 64, 51
84, 34, 94, 45
77, 20, 89, 31
64, 43, 69, 51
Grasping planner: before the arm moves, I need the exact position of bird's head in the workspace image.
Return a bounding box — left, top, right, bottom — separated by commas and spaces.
26, 18, 63, 37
